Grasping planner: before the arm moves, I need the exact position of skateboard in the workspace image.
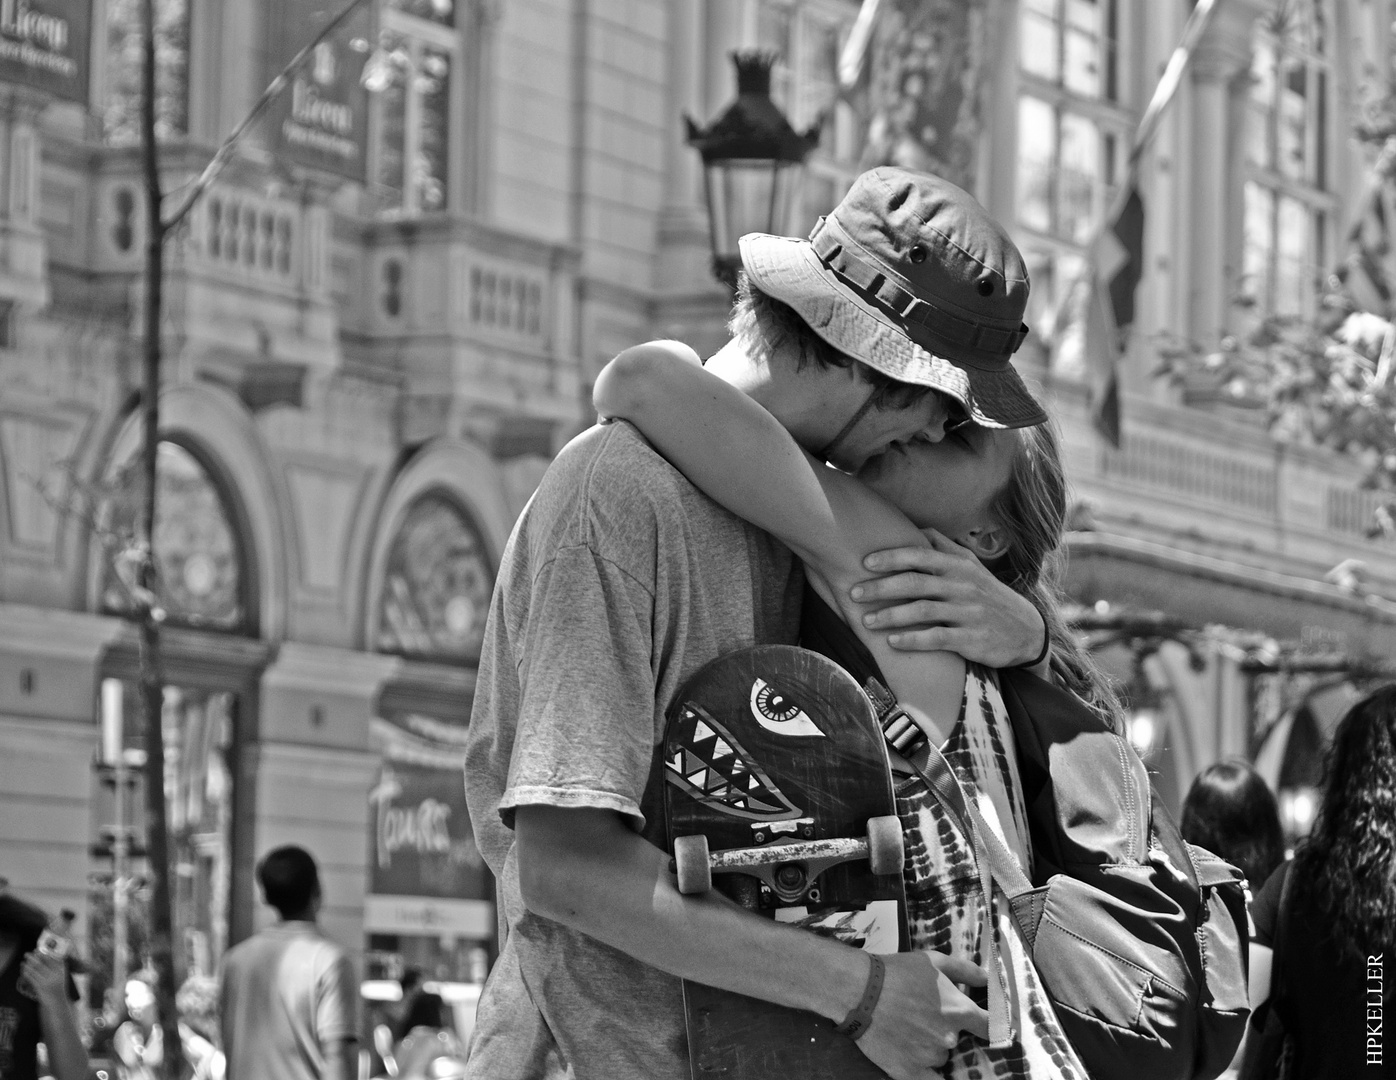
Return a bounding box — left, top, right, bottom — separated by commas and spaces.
663, 645, 907, 1079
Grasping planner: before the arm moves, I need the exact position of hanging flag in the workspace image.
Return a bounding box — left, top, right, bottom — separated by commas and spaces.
1333, 180, 1394, 318
1056, 0, 1228, 447
837, 0, 883, 92
1081, 186, 1145, 447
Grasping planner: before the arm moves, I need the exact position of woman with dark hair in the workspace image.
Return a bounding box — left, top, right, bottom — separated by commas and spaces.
1247, 684, 1396, 1079
1181, 761, 1285, 891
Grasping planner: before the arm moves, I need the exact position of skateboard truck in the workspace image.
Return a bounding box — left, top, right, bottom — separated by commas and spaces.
671, 817, 904, 902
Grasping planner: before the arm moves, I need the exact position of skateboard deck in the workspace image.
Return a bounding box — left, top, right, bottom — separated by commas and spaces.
663, 645, 907, 1079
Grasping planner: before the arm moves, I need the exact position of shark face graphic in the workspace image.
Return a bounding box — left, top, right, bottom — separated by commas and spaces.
665, 701, 804, 821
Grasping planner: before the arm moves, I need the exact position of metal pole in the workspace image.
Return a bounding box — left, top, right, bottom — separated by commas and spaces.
102, 678, 130, 999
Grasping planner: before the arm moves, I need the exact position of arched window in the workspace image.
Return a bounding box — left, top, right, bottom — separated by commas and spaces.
99, 442, 249, 633
376, 494, 495, 664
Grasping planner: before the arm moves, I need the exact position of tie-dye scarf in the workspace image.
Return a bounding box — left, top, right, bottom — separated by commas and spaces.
896, 664, 1087, 1080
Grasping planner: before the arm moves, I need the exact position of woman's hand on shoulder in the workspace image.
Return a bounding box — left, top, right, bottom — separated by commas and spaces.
849, 528, 1047, 669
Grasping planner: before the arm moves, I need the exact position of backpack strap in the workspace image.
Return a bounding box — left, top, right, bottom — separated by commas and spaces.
865, 677, 1026, 1050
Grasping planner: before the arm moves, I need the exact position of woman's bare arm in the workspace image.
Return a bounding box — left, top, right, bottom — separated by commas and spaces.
593, 342, 965, 731
594, 342, 919, 581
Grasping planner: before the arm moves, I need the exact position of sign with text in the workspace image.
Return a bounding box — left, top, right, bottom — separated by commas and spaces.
363, 895, 492, 938
0, 0, 91, 102
262, 0, 369, 181
368, 760, 490, 903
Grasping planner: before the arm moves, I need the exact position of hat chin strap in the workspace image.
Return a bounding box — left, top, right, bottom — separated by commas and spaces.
817, 387, 879, 464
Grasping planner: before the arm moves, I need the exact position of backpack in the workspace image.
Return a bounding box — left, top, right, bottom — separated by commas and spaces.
882, 667, 1251, 1080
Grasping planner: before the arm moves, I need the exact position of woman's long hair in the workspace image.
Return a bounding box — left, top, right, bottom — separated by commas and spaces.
986, 420, 1124, 729
1291, 683, 1396, 957
1180, 761, 1285, 887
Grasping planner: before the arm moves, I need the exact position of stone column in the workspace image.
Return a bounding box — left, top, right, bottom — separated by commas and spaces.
656, 0, 715, 299
0, 607, 127, 938
1186, 0, 1263, 346
251, 644, 399, 948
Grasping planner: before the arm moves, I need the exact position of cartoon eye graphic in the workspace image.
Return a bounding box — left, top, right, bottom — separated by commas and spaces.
749, 678, 825, 738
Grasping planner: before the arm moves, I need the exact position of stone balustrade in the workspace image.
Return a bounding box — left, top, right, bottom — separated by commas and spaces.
1048, 381, 1396, 600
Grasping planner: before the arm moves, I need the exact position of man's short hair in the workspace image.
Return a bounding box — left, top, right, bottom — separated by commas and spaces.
256, 845, 320, 917
729, 275, 940, 413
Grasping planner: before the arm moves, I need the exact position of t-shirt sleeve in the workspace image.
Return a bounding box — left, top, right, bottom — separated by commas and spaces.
499, 541, 658, 831
1250, 860, 1289, 948
316, 949, 359, 1045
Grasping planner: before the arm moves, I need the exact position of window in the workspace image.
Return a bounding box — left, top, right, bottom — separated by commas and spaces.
366, 0, 459, 215
376, 494, 495, 664
1242, 0, 1332, 315
1016, 0, 1129, 377
99, 442, 249, 633
103, 0, 190, 146
751, 0, 866, 233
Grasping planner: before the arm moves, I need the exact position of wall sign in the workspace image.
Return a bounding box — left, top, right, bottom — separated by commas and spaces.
368, 760, 490, 904
0, 0, 92, 102
263, 0, 369, 181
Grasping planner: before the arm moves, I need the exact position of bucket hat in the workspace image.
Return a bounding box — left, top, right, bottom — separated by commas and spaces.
739, 167, 1047, 429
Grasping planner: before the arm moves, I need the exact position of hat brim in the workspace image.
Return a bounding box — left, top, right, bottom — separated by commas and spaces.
740, 233, 1048, 429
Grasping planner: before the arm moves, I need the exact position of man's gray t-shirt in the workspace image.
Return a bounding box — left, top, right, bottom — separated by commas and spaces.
218, 921, 358, 1080
462, 422, 800, 1080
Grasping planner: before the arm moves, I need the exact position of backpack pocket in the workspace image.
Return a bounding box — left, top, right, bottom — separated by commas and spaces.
1188, 845, 1252, 1077
1013, 875, 1199, 1080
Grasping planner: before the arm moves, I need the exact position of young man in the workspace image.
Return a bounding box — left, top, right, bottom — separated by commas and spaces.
219, 846, 358, 1080
462, 167, 1050, 1080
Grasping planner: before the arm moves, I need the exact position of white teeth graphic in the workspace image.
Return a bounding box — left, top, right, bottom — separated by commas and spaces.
693, 720, 717, 742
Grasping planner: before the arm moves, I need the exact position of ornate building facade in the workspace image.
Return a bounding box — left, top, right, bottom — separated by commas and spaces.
0, 0, 1393, 1004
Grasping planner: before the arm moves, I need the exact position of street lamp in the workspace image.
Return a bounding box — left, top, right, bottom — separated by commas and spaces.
685, 51, 820, 290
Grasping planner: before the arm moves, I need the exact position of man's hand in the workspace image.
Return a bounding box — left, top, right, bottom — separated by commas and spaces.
516, 805, 991, 1076
850, 529, 1047, 669
858, 952, 989, 1078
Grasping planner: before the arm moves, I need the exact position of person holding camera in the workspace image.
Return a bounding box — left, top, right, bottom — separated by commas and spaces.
0, 890, 87, 1080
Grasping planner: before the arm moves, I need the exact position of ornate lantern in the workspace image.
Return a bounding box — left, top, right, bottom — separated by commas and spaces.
685, 51, 820, 289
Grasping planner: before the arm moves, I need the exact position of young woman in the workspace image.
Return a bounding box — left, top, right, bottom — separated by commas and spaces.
1247, 685, 1396, 1080
594, 337, 1115, 1080
1180, 760, 1285, 894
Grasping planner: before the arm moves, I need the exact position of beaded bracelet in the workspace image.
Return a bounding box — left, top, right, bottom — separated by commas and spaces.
834, 953, 886, 1042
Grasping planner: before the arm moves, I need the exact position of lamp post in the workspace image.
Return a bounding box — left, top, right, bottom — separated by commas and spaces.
685, 51, 820, 290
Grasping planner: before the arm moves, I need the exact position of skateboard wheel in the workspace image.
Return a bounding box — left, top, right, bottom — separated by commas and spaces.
867, 816, 904, 876
673, 834, 712, 894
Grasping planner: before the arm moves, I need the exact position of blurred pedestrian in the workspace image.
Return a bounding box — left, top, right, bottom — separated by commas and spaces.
0, 889, 86, 1080
1245, 684, 1396, 1079
389, 992, 464, 1079
1181, 760, 1285, 892
112, 973, 161, 1080
218, 846, 358, 1080
176, 974, 224, 1080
